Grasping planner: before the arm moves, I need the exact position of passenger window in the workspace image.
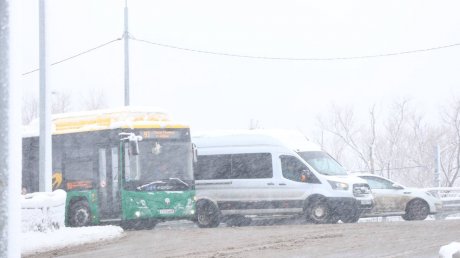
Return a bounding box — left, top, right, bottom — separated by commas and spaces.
231, 153, 273, 179
362, 176, 393, 189
280, 155, 319, 183
195, 153, 273, 180
196, 155, 231, 180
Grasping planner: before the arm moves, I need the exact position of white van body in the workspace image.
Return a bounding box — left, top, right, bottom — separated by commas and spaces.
192, 130, 374, 227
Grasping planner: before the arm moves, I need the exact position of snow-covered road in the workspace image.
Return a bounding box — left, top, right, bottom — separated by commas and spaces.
24, 219, 460, 258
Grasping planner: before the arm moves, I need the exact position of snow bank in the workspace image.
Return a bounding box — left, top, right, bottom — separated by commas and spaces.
22, 225, 123, 255
21, 189, 66, 232
439, 242, 460, 258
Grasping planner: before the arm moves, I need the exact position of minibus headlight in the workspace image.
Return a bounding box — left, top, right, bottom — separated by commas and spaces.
328, 180, 349, 190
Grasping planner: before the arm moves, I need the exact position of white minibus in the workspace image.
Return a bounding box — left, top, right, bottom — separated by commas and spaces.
192, 130, 374, 227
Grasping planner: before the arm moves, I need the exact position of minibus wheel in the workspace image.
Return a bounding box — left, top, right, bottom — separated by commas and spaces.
340, 209, 361, 223
225, 215, 252, 227
305, 198, 331, 224
196, 200, 220, 228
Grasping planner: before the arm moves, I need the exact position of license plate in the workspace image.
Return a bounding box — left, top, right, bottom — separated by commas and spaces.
360, 199, 372, 205
159, 209, 175, 215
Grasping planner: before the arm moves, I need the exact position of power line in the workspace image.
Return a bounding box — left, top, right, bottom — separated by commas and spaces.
21, 36, 460, 76
132, 37, 460, 61
351, 165, 427, 173
22, 38, 122, 76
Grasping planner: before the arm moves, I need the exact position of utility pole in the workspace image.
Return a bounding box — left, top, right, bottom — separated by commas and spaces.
39, 0, 52, 192
0, 0, 21, 256
124, 0, 130, 106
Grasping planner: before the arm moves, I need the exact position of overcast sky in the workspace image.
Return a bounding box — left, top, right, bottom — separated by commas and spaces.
20, 0, 460, 136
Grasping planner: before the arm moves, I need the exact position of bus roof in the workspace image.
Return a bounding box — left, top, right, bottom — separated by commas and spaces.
192, 129, 321, 152
23, 106, 189, 137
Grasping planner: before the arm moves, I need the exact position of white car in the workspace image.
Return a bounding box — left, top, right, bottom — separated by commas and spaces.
357, 174, 442, 220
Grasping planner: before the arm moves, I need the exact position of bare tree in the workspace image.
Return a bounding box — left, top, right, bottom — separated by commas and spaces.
81, 88, 108, 111
22, 91, 73, 125
51, 91, 72, 114
311, 127, 347, 164
439, 98, 460, 186
374, 99, 409, 179
316, 100, 437, 187
317, 104, 377, 173
22, 93, 38, 125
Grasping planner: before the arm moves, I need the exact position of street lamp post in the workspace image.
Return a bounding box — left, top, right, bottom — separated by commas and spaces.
0, 0, 21, 256
124, 0, 130, 106
39, 0, 52, 192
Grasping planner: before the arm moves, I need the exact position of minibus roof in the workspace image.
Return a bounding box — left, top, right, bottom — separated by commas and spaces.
192, 129, 321, 152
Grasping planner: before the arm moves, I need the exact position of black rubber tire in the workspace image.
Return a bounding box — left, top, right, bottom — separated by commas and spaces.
69, 201, 91, 227
340, 209, 361, 223
403, 199, 430, 221
121, 219, 157, 230
225, 215, 252, 227
305, 198, 332, 224
196, 201, 220, 228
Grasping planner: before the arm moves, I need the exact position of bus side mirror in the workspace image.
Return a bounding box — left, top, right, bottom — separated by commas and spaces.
120, 132, 142, 156
192, 143, 198, 163
130, 139, 140, 156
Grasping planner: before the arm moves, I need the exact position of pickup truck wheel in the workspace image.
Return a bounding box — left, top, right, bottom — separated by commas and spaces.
196, 201, 220, 228
305, 198, 332, 224
404, 199, 429, 221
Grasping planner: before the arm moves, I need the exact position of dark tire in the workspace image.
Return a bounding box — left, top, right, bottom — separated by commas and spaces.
403, 199, 430, 221
121, 219, 157, 230
225, 215, 252, 227
340, 209, 361, 223
305, 198, 332, 224
196, 201, 220, 228
69, 201, 91, 227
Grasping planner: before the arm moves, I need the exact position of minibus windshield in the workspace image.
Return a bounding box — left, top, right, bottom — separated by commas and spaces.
297, 151, 347, 176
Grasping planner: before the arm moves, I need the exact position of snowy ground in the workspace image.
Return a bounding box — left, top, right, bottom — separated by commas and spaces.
26, 220, 460, 258
21, 226, 124, 256
22, 219, 460, 257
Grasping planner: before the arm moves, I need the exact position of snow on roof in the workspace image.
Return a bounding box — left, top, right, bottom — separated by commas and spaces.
23, 106, 189, 137
192, 129, 321, 151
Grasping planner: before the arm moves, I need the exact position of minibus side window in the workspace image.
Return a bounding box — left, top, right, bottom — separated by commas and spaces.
280, 155, 320, 183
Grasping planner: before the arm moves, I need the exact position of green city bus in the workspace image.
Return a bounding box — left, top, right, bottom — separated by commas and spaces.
22, 107, 196, 229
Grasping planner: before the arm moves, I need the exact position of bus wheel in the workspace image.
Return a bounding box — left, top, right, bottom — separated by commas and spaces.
121, 219, 156, 230
196, 201, 220, 228
305, 198, 331, 224
69, 201, 91, 227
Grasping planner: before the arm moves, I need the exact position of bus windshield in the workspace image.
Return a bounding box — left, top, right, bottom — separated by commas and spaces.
124, 140, 194, 191
297, 151, 347, 176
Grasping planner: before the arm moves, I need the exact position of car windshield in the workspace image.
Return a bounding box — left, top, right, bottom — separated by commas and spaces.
297, 151, 348, 176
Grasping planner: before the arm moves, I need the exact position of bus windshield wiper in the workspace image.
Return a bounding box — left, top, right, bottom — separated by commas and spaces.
136, 180, 166, 191
169, 177, 189, 187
